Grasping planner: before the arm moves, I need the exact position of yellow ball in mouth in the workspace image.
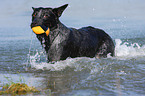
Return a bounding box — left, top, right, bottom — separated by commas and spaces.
32, 26, 50, 36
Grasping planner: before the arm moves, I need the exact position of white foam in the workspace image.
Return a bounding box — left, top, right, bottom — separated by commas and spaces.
29, 57, 74, 71
26, 51, 103, 73
28, 52, 97, 71
115, 39, 145, 58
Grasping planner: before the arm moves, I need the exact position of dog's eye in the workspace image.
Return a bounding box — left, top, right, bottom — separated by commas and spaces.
33, 13, 37, 17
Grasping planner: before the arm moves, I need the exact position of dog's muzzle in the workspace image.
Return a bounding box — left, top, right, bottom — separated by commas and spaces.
32, 26, 50, 36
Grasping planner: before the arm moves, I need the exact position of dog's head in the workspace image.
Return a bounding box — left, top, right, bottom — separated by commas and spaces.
31, 4, 68, 36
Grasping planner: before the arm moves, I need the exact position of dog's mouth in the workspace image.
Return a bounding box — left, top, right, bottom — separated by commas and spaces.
32, 26, 50, 36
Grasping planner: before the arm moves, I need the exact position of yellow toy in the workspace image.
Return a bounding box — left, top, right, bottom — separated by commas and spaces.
32, 26, 50, 36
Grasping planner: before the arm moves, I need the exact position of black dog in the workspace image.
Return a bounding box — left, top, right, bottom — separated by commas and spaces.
31, 4, 115, 62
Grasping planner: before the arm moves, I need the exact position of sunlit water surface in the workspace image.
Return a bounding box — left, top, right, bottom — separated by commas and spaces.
0, 0, 145, 96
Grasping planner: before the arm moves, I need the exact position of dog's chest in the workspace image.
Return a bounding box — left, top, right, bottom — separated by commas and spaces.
50, 33, 68, 49
53, 35, 61, 45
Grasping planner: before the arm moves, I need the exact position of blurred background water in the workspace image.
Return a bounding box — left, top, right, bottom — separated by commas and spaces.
0, 0, 145, 96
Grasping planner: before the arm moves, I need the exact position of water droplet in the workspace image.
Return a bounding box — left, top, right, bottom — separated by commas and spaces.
43, 44, 46, 47
42, 39, 45, 43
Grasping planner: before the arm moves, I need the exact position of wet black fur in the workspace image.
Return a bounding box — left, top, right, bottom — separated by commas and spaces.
31, 4, 115, 62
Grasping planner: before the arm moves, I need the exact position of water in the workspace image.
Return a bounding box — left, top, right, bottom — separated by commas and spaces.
0, 0, 145, 96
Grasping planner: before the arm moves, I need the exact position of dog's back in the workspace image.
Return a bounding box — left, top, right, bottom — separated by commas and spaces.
66, 26, 114, 58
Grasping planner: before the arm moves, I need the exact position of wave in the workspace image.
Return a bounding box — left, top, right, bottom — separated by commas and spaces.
26, 39, 145, 71
28, 55, 98, 71
115, 39, 145, 58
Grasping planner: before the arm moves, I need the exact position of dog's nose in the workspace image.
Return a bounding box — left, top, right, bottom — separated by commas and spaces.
31, 18, 39, 28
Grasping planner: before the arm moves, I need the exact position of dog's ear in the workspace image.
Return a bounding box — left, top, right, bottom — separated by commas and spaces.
32, 7, 35, 10
52, 4, 68, 17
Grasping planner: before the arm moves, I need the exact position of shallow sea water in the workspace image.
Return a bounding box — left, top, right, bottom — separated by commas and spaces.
0, 0, 145, 96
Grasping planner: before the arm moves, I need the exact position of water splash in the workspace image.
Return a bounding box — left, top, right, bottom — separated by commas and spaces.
115, 39, 145, 58
26, 39, 145, 71
28, 55, 99, 71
